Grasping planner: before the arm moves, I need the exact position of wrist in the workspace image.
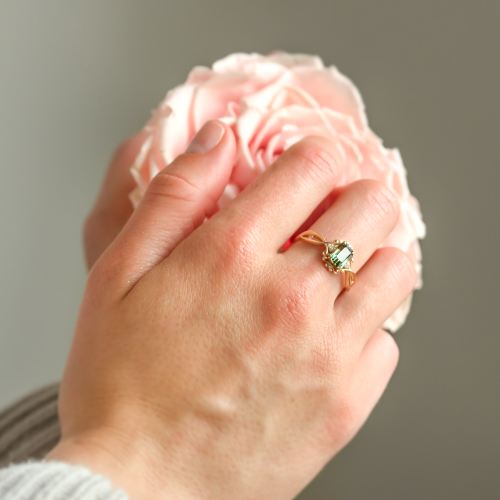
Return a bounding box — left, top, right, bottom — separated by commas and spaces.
46, 429, 165, 500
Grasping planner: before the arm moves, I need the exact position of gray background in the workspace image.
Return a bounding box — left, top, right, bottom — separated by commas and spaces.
0, 0, 499, 498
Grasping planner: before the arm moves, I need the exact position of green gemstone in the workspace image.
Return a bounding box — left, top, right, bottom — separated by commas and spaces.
329, 243, 353, 269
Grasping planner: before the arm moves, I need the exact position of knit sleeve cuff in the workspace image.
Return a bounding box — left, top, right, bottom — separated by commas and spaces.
0, 460, 128, 500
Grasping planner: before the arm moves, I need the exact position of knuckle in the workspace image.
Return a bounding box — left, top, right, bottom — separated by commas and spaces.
271, 273, 319, 329
291, 138, 340, 182
310, 340, 337, 377
361, 180, 400, 224
204, 220, 261, 274
147, 167, 201, 204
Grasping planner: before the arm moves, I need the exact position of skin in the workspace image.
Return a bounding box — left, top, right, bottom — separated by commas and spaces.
47, 121, 417, 500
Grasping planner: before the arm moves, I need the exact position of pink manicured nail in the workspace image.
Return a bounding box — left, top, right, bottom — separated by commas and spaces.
185, 120, 225, 154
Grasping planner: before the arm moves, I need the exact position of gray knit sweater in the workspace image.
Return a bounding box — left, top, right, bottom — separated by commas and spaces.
0, 385, 128, 499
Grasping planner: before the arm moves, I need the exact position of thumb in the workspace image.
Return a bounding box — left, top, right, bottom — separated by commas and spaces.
102, 120, 236, 289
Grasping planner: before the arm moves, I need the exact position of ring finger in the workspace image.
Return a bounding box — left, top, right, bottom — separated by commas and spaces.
285, 179, 400, 298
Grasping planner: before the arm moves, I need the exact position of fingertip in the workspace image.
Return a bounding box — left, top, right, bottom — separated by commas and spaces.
207, 121, 238, 170
177, 121, 236, 188
185, 120, 225, 154
208, 121, 237, 171
185, 120, 236, 158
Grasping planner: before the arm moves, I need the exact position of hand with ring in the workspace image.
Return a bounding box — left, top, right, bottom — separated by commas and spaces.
48, 120, 417, 500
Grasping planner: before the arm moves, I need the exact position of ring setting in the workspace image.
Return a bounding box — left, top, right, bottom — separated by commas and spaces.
322, 240, 354, 273
294, 231, 356, 291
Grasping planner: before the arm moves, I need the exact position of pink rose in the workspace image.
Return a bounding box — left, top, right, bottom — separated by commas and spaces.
130, 52, 426, 331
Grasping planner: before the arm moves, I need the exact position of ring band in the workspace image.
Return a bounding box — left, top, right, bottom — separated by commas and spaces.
294, 231, 356, 291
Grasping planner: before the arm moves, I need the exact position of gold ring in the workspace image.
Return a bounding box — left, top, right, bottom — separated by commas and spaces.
294, 231, 356, 291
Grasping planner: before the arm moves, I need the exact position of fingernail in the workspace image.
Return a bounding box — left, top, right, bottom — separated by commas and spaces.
185, 120, 225, 154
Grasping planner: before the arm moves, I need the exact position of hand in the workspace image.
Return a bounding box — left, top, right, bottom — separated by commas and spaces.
83, 132, 146, 270
48, 120, 416, 500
